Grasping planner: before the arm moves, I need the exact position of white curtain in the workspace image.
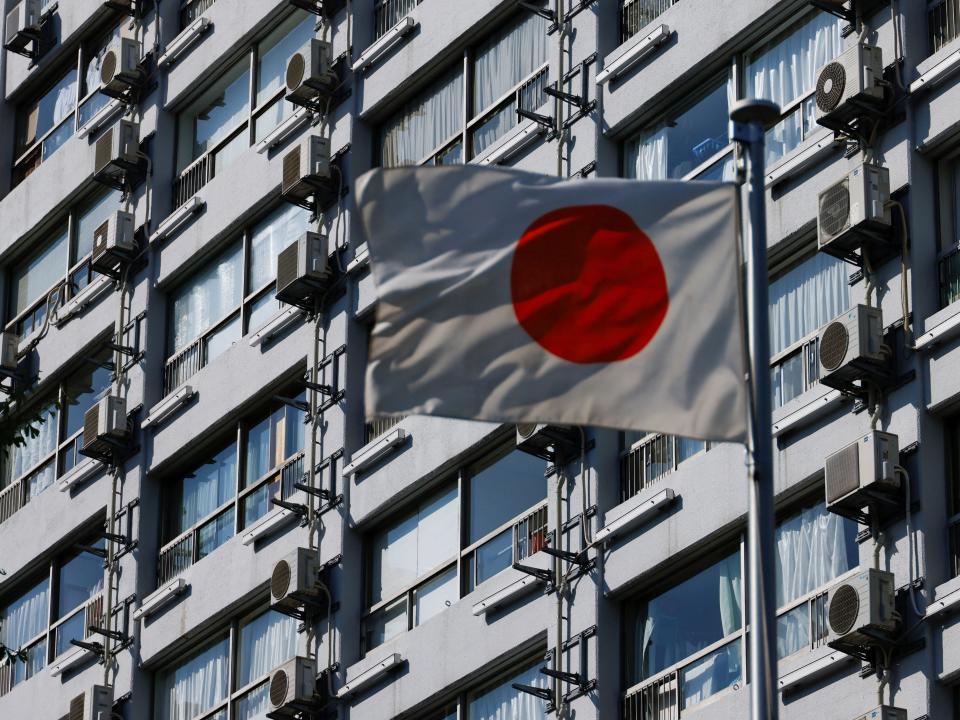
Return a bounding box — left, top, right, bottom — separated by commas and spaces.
52, 75, 77, 128
4, 403, 58, 486
249, 205, 310, 290
769, 252, 850, 355
468, 663, 547, 720
179, 443, 236, 532
627, 126, 669, 180
381, 69, 463, 167
717, 553, 742, 636
473, 13, 549, 112
159, 637, 230, 720
776, 502, 854, 656
171, 243, 242, 352
1, 578, 49, 650
238, 610, 298, 686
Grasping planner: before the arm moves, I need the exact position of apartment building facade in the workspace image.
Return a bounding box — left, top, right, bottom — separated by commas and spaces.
0, 0, 959, 719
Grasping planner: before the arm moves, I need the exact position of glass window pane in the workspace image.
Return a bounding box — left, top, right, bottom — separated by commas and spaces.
54, 610, 87, 657
11, 228, 68, 319
12, 639, 46, 686
247, 290, 282, 333
625, 80, 730, 180
469, 450, 546, 543
197, 507, 235, 559
468, 662, 548, 719
769, 252, 851, 356
474, 528, 512, 587
473, 13, 549, 112
414, 566, 457, 625
239, 609, 298, 685
178, 60, 251, 169
19, 69, 77, 151
235, 681, 269, 720
1, 578, 50, 651
365, 597, 407, 650
772, 352, 804, 409
381, 68, 463, 167
174, 442, 237, 535
76, 188, 123, 262
169, 242, 243, 352
777, 602, 809, 659
157, 637, 230, 720
775, 500, 858, 607
245, 413, 273, 487
677, 438, 706, 464
634, 550, 742, 681
58, 545, 105, 617
242, 479, 280, 527
213, 127, 250, 174
64, 350, 113, 440
43, 117, 75, 160
205, 314, 241, 363
257, 13, 314, 105
3, 403, 58, 486
249, 204, 310, 290
681, 638, 741, 709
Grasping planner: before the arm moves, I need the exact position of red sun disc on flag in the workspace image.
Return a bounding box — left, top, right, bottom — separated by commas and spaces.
510, 205, 669, 364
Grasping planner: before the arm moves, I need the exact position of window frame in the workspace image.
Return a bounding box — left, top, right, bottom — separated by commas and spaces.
948, 417, 960, 579
619, 432, 710, 502
937, 149, 960, 309
361, 438, 549, 653
156, 387, 309, 586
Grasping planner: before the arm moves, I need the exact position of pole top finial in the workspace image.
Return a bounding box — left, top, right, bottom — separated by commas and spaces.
729, 99, 781, 126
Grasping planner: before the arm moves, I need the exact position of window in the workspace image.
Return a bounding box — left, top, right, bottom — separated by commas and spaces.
938, 153, 960, 309
363, 444, 547, 651
948, 418, 960, 578
746, 11, 844, 167
164, 203, 309, 394
158, 390, 307, 584
773, 499, 858, 659
174, 11, 315, 206
6, 188, 122, 337
624, 78, 735, 182
180, 0, 219, 28
0, 540, 105, 695
769, 251, 851, 408
379, 12, 550, 167
930, 0, 960, 54
620, 0, 677, 45
373, 0, 422, 40
423, 655, 550, 719
623, 549, 744, 714
12, 22, 121, 184
620, 432, 708, 502
0, 348, 113, 526
155, 606, 298, 720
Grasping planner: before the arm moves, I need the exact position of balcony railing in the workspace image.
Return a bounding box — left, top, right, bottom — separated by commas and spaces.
0, 478, 27, 526
180, 0, 218, 27
620, 434, 706, 503
173, 153, 214, 210
941, 244, 960, 308
623, 670, 680, 720
163, 337, 204, 396
514, 503, 549, 561
930, 0, 960, 54
621, 0, 675, 44
364, 415, 405, 444
374, 0, 422, 40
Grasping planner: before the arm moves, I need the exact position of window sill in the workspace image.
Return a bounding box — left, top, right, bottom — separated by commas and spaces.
914, 301, 960, 352
57, 457, 105, 493
247, 307, 304, 347
912, 37, 960, 95
49, 643, 97, 677
133, 577, 188, 620
240, 504, 300, 546
142, 385, 195, 429
777, 647, 854, 693
765, 130, 840, 189
343, 427, 407, 477
772, 386, 846, 438
471, 120, 545, 166
158, 15, 212, 68
352, 16, 416, 73
55, 275, 113, 326
337, 652, 404, 698
597, 24, 670, 84
926, 576, 960, 619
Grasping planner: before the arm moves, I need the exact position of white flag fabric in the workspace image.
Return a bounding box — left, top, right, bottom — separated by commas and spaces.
356, 166, 747, 442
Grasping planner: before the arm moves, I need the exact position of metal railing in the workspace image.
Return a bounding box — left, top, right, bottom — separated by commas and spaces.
164, 338, 204, 396
374, 0, 421, 40
620, 434, 677, 503
157, 527, 196, 585
0, 478, 27, 526
173, 153, 214, 210
623, 670, 680, 720
280, 452, 305, 499
180, 0, 218, 27
514, 503, 549, 560
364, 415, 404, 444
941, 245, 960, 308
621, 0, 675, 44
930, 0, 960, 54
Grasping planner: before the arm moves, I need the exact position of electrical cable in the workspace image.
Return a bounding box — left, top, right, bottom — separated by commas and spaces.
887, 199, 912, 345
895, 465, 924, 619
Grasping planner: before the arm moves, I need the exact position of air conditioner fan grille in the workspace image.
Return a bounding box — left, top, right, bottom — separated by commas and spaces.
282, 146, 302, 194
819, 180, 851, 239
286, 52, 306, 92
517, 423, 539, 441
269, 668, 290, 708
829, 583, 860, 635
101, 50, 118, 85
271, 559, 293, 601
817, 62, 846, 113
819, 321, 849, 372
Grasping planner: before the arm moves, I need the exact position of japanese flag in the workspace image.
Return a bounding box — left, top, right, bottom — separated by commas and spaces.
356, 166, 747, 442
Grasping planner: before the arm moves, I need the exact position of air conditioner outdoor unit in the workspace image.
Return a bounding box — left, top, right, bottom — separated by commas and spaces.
281, 135, 331, 204
826, 568, 897, 648
0, 332, 19, 373
270, 547, 326, 617
100, 36, 145, 98
267, 656, 318, 717
824, 430, 899, 513
851, 707, 907, 720
275, 232, 330, 307
286, 39, 337, 106
94, 119, 140, 184
68, 684, 113, 720
817, 304, 885, 387
815, 43, 884, 127
818, 163, 891, 256
91, 210, 136, 274
516, 423, 580, 462
81, 395, 129, 458
4, 0, 42, 57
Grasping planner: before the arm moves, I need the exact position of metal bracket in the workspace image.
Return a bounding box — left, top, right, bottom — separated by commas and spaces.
318, 389, 345, 414
517, 107, 555, 131
69, 639, 105, 660
517, 1, 556, 25
808, 0, 856, 25
576, 160, 596, 178
512, 562, 555, 587
303, 380, 334, 396
272, 498, 309, 518
87, 626, 130, 645
512, 682, 553, 702
561, 505, 598, 535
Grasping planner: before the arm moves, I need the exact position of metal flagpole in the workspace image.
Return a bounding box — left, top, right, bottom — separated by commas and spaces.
730, 98, 781, 720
